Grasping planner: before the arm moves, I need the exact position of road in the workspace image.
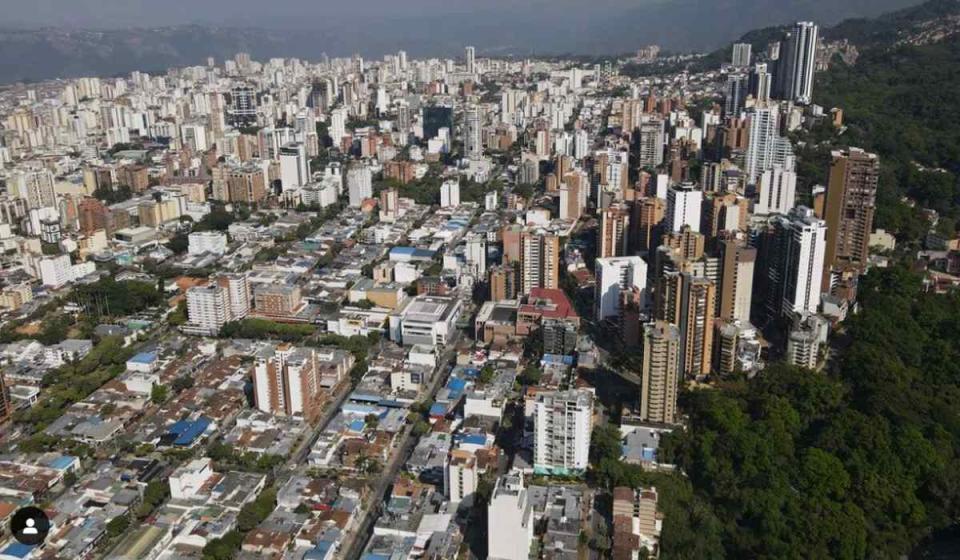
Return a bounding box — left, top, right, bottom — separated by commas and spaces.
339, 332, 463, 560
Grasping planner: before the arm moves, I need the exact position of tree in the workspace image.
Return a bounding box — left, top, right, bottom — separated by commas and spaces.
106, 515, 130, 538
478, 364, 496, 384
172, 376, 195, 393
150, 384, 169, 404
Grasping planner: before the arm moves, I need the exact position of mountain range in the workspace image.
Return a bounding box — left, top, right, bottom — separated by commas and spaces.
0, 0, 938, 84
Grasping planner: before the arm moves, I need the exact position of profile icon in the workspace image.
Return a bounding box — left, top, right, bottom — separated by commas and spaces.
10, 506, 50, 546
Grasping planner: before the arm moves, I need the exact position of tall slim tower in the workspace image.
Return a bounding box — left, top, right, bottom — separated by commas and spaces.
599, 204, 631, 258
775, 21, 819, 104
822, 148, 879, 287
464, 105, 483, 160
520, 230, 560, 295
640, 321, 681, 425
718, 238, 756, 322
766, 207, 827, 319
465, 46, 476, 74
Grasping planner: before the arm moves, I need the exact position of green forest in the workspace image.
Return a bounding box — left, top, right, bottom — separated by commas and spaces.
816, 33, 960, 240
656, 266, 960, 558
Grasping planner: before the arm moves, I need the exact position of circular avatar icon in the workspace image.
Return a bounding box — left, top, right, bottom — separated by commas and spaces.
10, 506, 50, 546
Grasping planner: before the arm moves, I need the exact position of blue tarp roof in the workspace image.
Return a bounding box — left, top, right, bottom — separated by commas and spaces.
348, 419, 366, 432
447, 378, 467, 391
46, 455, 78, 470
1, 543, 34, 559
542, 354, 575, 365
350, 393, 381, 403
462, 434, 487, 445
129, 351, 157, 364
167, 417, 211, 446
429, 403, 448, 416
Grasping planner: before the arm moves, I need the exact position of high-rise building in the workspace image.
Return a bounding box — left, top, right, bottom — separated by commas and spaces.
520, 230, 560, 295
279, 142, 309, 190
329, 107, 348, 145
666, 183, 702, 233
185, 284, 232, 336
253, 344, 326, 423
704, 193, 749, 238
465, 233, 487, 276
599, 204, 630, 258
347, 164, 372, 207
755, 167, 797, 215
595, 257, 648, 321
744, 105, 794, 184
631, 197, 665, 254
822, 148, 879, 285
655, 272, 716, 378
464, 105, 483, 160
532, 389, 593, 475
78, 197, 109, 235
9, 168, 57, 210
488, 264, 518, 301
718, 239, 756, 322
750, 62, 773, 103
228, 84, 257, 126
775, 22, 819, 104
217, 274, 251, 321
786, 320, 820, 369
465, 46, 476, 74
731, 42, 753, 68
488, 473, 535, 560
441, 179, 461, 208
766, 207, 828, 318
542, 318, 579, 356
445, 449, 478, 505
637, 119, 665, 169
724, 72, 749, 117
639, 321, 681, 425
0, 370, 11, 425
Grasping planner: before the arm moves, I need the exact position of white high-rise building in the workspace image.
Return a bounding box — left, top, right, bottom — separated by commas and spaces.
776, 22, 819, 105
279, 142, 309, 190
595, 257, 648, 321
744, 106, 795, 184
465, 233, 486, 276
445, 449, 478, 505
180, 123, 208, 153
329, 107, 348, 145
488, 472, 535, 560
186, 284, 232, 336
188, 231, 228, 256
10, 168, 57, 210
771, 206, 827, 317
532, 389, 593, 475
752, 62, 773, 103
440, 179, 460, 208
347, 164, 372, 207
666, 183, 703, 233
573, 129, 590, 159
756, 167, 797, 215
219, 274, 251, 321
732, 42, 752, 68
38, 255, 72, 289
465, 46, 476, 74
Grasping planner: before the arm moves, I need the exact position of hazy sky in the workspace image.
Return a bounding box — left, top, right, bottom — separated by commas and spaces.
1, 0, 644, 28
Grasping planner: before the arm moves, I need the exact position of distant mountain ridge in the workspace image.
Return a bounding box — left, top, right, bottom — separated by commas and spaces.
0, 0, 949, 85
